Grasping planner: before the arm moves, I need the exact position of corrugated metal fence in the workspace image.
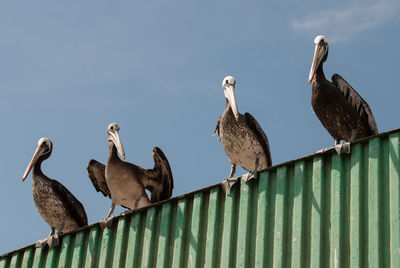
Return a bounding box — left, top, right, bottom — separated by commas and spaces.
1, 129, 399, 267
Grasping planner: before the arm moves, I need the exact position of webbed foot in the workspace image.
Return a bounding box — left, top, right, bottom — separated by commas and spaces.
244, 170, 258, 182
120, 210, 133, 217
35, 238, 48, 248
221, 176, 240, 194
334, 142, 351, 155
35, 234, 60, 248
47, 234, 60, 248
243, 154, 260, 182
99, 216, 114, 230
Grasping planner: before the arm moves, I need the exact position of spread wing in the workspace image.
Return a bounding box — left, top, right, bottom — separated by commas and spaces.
332, 74, 378, 135
142, 147, 174, 203
51, 179, 88, 227
245, 112, 272, 167
87, 159, 111, 198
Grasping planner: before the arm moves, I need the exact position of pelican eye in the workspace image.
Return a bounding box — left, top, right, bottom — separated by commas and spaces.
225, 80, 228, 84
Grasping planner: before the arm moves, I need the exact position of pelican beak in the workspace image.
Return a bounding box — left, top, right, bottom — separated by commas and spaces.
308, 43, 325, 84
225, 84, 239, 121
22, 145, 44, 182
109, 130, 126, 160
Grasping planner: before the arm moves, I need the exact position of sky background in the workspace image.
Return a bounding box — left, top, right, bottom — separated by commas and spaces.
1, 0, 399, 253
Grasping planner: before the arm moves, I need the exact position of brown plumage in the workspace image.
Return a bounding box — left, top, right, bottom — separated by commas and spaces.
309, 36, 378, 144
215, 76, 272, 178
87, 123, 173, 218
87, 146, 173, 204
87, 159, 110, 198
22, 138, 88, 246
215, 102, 272, 173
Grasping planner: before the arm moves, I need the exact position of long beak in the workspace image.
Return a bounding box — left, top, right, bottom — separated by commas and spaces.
226, 85, 239, 121
308, 44, 325, 84
109, 131, 126, 160
22, 145, 44, 182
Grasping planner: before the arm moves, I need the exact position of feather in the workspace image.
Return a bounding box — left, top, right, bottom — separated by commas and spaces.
142, 147, 174, 203
51, 178, 88, 227
332, 74, 378, 135
213, 116, 221, 137
245, 112, 272, 167
87, 159, 111, 198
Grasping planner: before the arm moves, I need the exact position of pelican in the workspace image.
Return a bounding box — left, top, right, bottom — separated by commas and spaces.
22, 138, 88, 247
214, 76, 272, 193
87, 123, 173, 228
309, 35, 378, 154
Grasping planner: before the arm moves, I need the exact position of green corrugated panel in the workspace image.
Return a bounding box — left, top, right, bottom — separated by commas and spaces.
236, 177, 252, 267
369, 138, 381, 267
254, 171, 270, 268
204, 188, 220, 268
9, 252, 22, 268
171, 199, 189, 268
2, 128, 400, 267
310, 157, 323, 268
291, 162, 305, 268
20, 247, 33, 268
110, 217, 128, 268
70, 231, 86, 268
124, 213, 142, 267
0, 257, 10, 268
45, 243, 58, 267
83, 226, 100, 268
272, 167, 287, 267
220, 186, 238, 268
31, 246, 45, 268
389, 133, 400, 266
58, 234, 73, 268
187, 193, 204, 268
155, 203, 172, 268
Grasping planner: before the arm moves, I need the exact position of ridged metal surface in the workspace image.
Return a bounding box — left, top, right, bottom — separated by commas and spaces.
1, 129, 399, 267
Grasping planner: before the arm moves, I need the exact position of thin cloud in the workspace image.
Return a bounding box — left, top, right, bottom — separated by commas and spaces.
291, 0, 400, 42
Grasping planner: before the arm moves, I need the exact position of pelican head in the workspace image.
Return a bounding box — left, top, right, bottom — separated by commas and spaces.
309, 35, 329, 84
22, 138, 53, 182
222, 75, 239, 121
107, 122, 126, 160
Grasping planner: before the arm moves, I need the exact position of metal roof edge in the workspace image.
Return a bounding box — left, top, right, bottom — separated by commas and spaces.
1, 126, 399, 258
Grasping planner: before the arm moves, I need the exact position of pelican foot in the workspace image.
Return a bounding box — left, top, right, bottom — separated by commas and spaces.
35, 234, 60, 248
120, 210, 133, 217
47, 234, 60, 248
243, 170, 258, 183
334, 142, 351, 155
99, 216, 114, 230
221, 176, 240, 194
35, 238, 49, 248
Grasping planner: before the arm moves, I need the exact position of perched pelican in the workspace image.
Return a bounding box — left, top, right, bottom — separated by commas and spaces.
22, 138, 88, 247
309, 35, 378, 154
87, 123, 173, 228
214, 76, 272, 192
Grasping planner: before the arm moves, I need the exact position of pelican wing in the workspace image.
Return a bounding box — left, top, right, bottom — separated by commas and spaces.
213, 116, 221, 138
245, 112, 272, 167
51, 179, 88, 227
332, 74, 378, 135
142, 147, 174, 203
87, 159, 111, 198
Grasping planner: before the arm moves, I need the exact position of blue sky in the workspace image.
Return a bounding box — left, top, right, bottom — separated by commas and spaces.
1, 0, 399, 253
